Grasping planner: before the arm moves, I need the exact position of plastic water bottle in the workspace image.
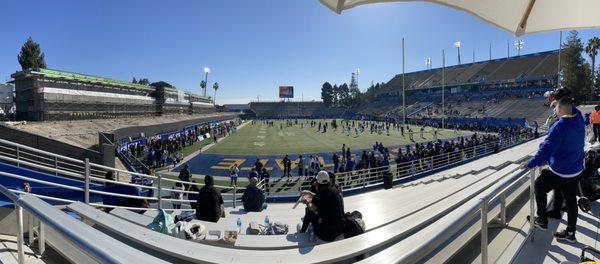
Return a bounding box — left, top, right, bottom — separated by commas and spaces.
236, 218, 242, 233
264, 215, 270, 225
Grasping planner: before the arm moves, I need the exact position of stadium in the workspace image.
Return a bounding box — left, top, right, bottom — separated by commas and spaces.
0, 1, 599, 264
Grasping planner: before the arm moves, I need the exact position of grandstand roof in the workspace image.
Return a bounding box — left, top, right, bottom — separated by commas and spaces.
30, 68, 154, 91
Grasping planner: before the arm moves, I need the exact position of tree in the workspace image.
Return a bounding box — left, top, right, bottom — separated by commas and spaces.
212, 82, 219, 106
332, 84, 339, 107
200, 80, 207, 96
17, 37, 47, 70
132, 77, 137, 84
561, 31, 592, 103
321, 82, 334, 107
137, 78, 150, 85
594, 69, 600, 98
338, 83, 350, 107
150, 81, 173, 88
585, 36, 600, 98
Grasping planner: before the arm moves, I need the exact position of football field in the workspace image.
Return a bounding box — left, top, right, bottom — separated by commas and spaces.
206, 119, 474, 155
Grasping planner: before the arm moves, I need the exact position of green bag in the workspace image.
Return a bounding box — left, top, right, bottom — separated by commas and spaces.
147, 209, 175, 234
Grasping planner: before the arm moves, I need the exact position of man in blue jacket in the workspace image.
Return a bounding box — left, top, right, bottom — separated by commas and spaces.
526, 89, 584, 243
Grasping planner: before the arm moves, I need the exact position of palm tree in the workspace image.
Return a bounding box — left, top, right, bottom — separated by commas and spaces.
585, 37, 600, 96
200, 80, 207, 97
212, 82, 219, 106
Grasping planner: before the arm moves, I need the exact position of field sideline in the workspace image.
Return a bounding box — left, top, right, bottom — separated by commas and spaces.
206, 119, 474, 155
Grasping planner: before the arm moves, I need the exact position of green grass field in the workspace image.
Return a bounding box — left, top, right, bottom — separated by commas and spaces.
205, 119, 473, 155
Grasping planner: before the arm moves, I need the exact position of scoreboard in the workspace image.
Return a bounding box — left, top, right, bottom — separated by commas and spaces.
279, 86, 294, 98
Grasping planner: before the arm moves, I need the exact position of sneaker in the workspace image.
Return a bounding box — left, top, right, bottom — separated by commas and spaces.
546, 210, 561, 219
554, 229, 577, 243
526, 215, 548, 230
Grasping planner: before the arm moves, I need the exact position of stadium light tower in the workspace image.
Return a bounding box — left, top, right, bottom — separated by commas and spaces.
425, 57, 432, 70
454, 41, 461, 65
514, 39, 525, 56
203, 67, 211, 97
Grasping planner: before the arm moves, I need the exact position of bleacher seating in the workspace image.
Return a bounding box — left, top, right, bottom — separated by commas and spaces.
63, 138, 542, 263
250, 101, 344, 118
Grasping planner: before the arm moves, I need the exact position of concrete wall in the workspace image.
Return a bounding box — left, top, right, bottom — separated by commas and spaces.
0, 126, 103, 164
109, 113, 239, 144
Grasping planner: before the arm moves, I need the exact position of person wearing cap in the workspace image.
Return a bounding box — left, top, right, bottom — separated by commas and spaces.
525, 88, 584, 243
590, 105, 600, 143
299, 170, 345, 242
241, 177, 266, 212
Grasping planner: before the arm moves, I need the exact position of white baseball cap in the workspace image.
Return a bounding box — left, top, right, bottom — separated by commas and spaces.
316, 171, 330, 184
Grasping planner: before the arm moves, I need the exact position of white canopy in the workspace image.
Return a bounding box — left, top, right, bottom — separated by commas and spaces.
319, 0, 600, 36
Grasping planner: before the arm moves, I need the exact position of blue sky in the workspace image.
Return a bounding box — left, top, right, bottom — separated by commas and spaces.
1, 0, 599, 104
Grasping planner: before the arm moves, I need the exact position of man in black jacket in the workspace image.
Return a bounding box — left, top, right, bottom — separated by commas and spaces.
195, 175, 224, 222
299, 171, 345, 242
241, 177, 266, 212
178, 164, 191, 191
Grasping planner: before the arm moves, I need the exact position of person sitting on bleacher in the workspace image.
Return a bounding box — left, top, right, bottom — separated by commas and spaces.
525, 88, 584, 243
241, 177, 266, 212
195, 175, 224, 222
299, 171, 345, 242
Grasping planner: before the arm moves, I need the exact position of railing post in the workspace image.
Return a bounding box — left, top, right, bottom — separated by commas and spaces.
480, 198, 489, 264
16, 146, 20, 167
500, 193, 507, 225
363, 171, 367, 188
39, 222, 45, 255
16, 205, 24, 264
84, 158, 90, 204
54, 156, 58, 176
28, 212, 34, 246
157, 174, 162, 210
233, 185, 237, 208
529, 167, 537, 241
430, 156, 433, 170
447, 152, 450, 166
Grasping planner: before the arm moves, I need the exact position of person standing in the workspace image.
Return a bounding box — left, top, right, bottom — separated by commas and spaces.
297, 155, 305, 177
229, 164, 239, 187
332, 153, 340, 173
525, 90, 584, 243
254, 158, 264, 172
282, 155, 291, 179
178, 164, 191, 191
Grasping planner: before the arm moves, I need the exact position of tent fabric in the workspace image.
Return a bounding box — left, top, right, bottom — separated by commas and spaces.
319, 0, 600, 36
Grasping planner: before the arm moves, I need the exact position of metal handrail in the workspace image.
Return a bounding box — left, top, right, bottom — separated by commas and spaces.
393, 166, 537, 264
331, 135, 528, 191
0, 184, 160, 264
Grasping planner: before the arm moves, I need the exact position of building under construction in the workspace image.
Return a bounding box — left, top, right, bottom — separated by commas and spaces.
10, 68, 213, 121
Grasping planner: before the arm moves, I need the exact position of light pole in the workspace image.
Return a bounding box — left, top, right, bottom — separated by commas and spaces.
442, 49, 446, 129
203, 67, 211, 97
514, 39, 524, 56
425, 57, 432, 70
454, 41, 461, 65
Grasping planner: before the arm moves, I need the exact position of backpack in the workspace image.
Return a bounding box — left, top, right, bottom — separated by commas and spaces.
147, 209, 175, 234
343, 210, 365, 238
